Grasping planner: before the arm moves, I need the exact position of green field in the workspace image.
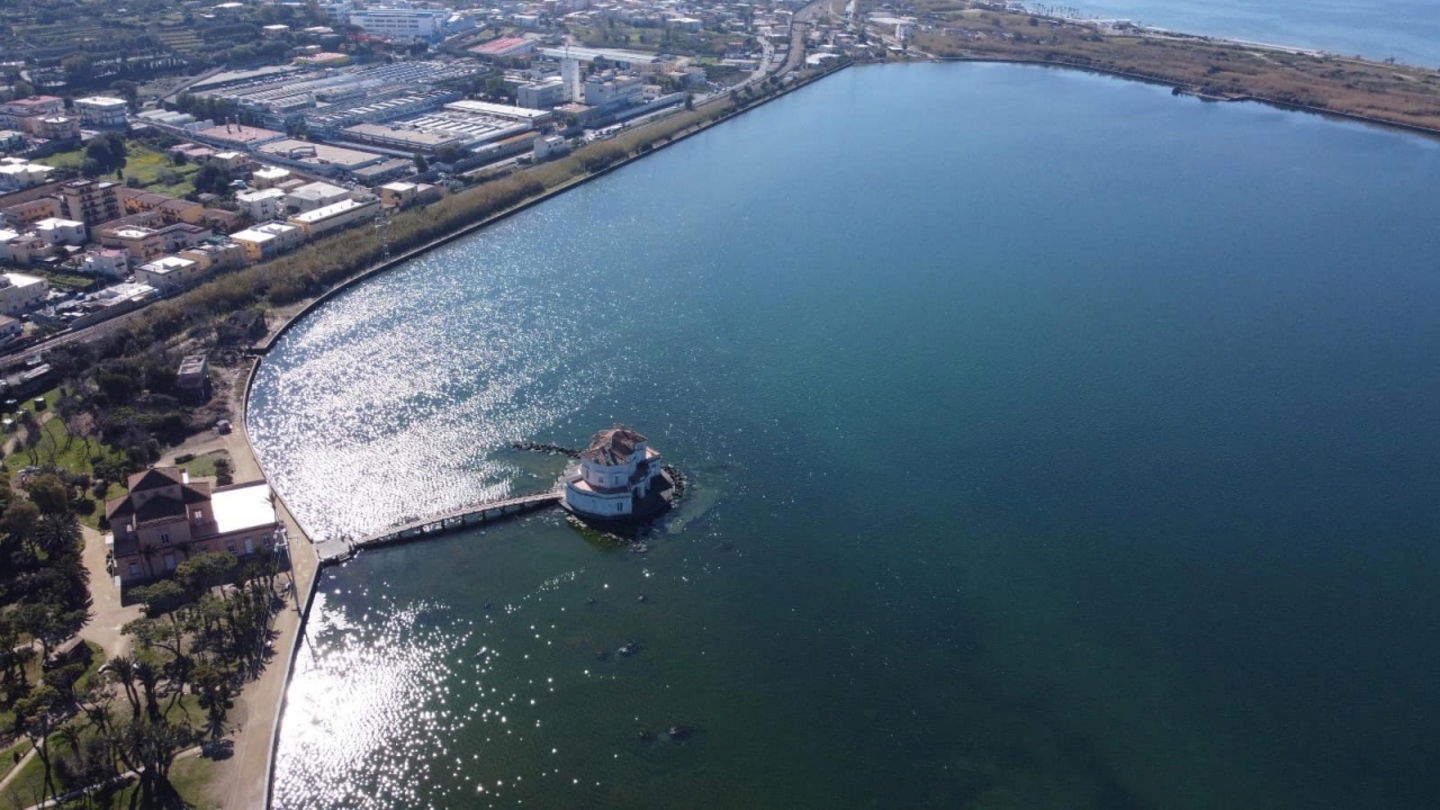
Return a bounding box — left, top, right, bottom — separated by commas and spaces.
38, 142, 200, 197
178, 450, 229, 479
3, 396, 130, 527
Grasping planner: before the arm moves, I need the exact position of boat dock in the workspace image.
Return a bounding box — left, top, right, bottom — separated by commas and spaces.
313, 489, 564, 564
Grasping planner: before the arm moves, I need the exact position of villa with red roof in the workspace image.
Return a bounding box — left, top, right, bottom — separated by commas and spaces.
107, 467, 282, 585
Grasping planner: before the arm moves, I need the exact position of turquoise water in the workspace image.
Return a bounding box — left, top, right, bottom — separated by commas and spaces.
251, 63, 1440, 809
1064, 0, 1440, 64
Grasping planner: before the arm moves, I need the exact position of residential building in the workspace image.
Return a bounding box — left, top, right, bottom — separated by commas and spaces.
178, 241, 246, 273
288, 197, 379, 239
38, 117, 80, 141
107, 467, 281, 586
0, 96, 65, 135
229, 221, 304, 261
0, 196, 59, 227
0, 130, 27, 152
59, 179, 122, 226
176, 354, 210, 403
251, 166, 293, 189
378, 181, 439, 209
73, 96, 130, 129
236, 184, 286, 219
0, 231, 54, 266
0, 272, 49, 315
33, 217, 86, 246
99, 222, 212, 262
0, 159, 54, 191
284, 181, 351, 212
315, 0, 354, 24
122, 189, 206, 225
135, 255, 204, 292
209, 151, 249, 171
562, 427, 664, 518
80, 248, 129, 279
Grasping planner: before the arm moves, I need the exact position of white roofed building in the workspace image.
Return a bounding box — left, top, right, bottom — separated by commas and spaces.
562, 427, 664, 519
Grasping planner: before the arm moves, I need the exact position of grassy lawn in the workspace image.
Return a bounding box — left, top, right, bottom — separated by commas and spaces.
3, 411, 129, 528
37, 270, 98, 292
0, 737, 32, 782
37, 142, 199, 197
177, 450, 229, 480
57, 751, 215, 809
0, 691, 212, 808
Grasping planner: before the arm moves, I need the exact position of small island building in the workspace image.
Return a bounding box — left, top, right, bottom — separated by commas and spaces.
562, 427, 665, 518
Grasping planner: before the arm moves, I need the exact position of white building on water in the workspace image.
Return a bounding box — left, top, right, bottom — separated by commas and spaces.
563, 427, 663, 518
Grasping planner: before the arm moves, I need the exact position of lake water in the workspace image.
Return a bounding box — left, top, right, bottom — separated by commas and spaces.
1062, 0, 1440, 65
251, 63, 1440, 809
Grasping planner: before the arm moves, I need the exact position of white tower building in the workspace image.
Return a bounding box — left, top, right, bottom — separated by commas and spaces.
561, 57, 583, 102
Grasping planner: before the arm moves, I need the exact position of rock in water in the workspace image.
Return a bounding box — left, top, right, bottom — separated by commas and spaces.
667, 725, 693, 741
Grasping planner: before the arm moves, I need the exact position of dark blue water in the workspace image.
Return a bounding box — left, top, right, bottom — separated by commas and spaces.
1064, 0, 1440, 65
252, 63, 1440, 809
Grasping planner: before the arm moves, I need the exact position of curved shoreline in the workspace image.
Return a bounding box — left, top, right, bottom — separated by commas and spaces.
244, 60, 851, 810
241, 53, 1440, 809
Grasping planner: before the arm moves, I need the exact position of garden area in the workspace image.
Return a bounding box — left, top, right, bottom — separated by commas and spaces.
37, 139, 200, 198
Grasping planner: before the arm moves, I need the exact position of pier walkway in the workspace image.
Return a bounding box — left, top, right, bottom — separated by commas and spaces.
313, 489, 564, 564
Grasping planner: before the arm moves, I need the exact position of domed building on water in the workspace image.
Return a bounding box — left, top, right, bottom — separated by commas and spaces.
562, 426, 668, 520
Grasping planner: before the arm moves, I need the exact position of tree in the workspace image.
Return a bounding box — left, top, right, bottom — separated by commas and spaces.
192, 664, 233, 740
413, 152, 429, 173
14, 685, 66, 804
193, 163, 234, 196
25, 473, 71, 516
4, 499, 40, 538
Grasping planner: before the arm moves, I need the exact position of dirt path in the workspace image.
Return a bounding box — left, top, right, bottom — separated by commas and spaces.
78, 525, 142, 660
203, 409, 318, 810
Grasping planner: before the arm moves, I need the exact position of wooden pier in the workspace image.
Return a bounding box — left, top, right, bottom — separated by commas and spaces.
314, 489, 564, 564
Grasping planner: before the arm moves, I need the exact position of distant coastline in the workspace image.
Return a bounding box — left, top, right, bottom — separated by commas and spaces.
903, 2, 1440, 136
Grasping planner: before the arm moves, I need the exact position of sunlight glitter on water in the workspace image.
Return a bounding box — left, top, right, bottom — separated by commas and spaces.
272, 593, 476, 808
248, 238, 623, 542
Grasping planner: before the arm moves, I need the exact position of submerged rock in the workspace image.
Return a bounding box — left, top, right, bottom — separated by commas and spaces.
667, 725, 693, 741
637, 594, 648, 603
637, 730, 656, 743
617, 641, 640, 657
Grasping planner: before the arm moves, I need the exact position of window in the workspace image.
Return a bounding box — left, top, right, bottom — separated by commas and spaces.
193, 510, 203, 520
128, 562, 140, 577
160, 532, 170, 544
244, 537, 255, 554
226, 541, 236, 552
163, 553, 176, 571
